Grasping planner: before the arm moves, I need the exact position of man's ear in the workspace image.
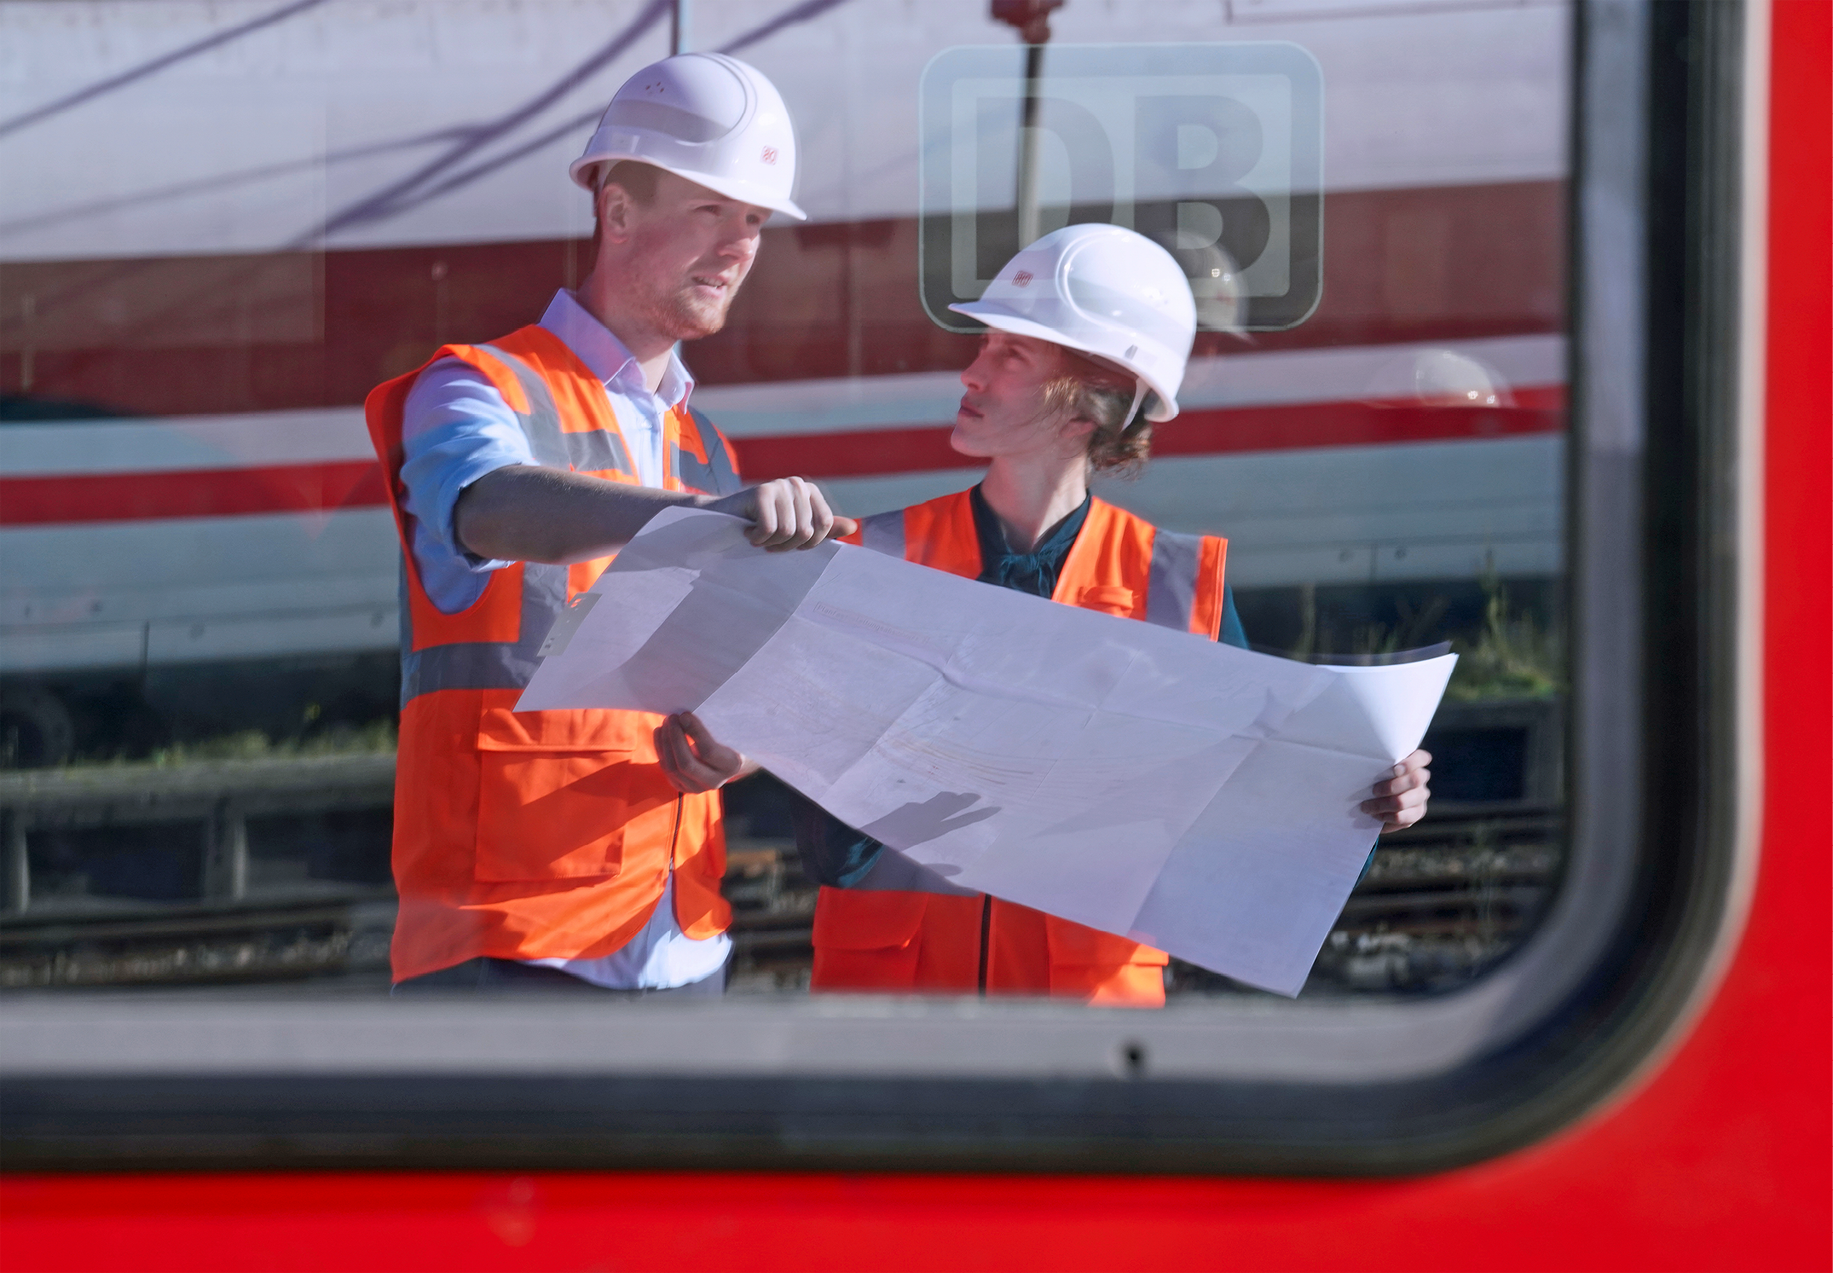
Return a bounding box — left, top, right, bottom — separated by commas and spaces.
595, 181, 636, 245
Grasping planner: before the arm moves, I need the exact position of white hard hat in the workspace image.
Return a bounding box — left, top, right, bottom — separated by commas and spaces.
950, 224, 1197, 422
571, 52, 806, 221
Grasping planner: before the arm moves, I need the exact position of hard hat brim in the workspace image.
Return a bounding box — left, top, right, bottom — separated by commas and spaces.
569, 154, 807, 221
948, 303, 1181, 422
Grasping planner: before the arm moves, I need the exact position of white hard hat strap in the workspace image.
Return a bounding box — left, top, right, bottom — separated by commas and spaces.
1124, 380, 1149, 430
1073, 345, 1151, 427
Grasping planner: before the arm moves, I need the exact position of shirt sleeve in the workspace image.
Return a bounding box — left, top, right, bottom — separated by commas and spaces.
791, 791, 888, 890
1219, 584, 1249, 649
398, 358, 536, 612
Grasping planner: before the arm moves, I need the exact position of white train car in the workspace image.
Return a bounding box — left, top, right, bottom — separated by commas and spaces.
0, 0, 1569, 761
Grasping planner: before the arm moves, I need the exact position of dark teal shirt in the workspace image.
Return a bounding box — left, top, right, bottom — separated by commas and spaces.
968, 486, 1248, 648
794, 486, 1248, 889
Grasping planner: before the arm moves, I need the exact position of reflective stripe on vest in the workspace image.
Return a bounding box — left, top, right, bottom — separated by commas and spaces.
1144, 528, 1204, 633
858, 509, 906, 557
677, 405, 743, 495
399, 562, 567, 701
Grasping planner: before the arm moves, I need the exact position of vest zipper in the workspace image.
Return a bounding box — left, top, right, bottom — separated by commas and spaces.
977, 894, 993, 996
666, 794, 683, 908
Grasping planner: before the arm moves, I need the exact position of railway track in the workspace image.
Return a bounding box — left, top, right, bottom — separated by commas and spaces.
1169, 801, 1564, 995
0, 754, 1561, 997
721, 800, 1567, 997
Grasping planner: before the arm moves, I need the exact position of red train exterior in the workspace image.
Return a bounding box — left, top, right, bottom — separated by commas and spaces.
0, 1, 1826, 1269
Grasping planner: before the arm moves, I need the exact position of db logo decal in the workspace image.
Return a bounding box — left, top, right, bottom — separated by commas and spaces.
760, 146, 779, 165
918, 43, 1323, 332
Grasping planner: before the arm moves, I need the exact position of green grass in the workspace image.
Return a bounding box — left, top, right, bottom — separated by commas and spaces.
1281, 570, 1563, 703
60, 719, 397, 771
1446, 571, 1564, 702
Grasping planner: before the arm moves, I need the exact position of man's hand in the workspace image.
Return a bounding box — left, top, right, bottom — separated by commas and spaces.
1361, 749, 1432, 832
655, 711, 757, 794
705, 476, 858, 551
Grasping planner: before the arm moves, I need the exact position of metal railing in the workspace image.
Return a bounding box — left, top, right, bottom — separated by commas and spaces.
1, 753, 396, 913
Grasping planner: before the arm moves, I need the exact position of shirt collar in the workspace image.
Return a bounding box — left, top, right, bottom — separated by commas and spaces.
537, 289, 696, 410
969, 484, 1091, 576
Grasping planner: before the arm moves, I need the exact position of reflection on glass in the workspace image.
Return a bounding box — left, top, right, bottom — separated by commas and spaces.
0, 0, 1569, 1004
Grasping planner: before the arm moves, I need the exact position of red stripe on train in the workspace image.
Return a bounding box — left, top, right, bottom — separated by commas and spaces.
0, 460, 388, 527
0, 395, 1564, 525
733, 399, 1566, 481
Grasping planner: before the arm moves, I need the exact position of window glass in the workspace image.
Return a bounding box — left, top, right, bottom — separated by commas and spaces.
0, 0, 1568, 1004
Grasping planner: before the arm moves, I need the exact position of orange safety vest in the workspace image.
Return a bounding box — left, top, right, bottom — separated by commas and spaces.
811, 490, 1229, 1008
365, 325, 746, 982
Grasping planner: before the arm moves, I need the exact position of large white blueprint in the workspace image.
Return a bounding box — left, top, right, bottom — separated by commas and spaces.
519, 508, 1455, 996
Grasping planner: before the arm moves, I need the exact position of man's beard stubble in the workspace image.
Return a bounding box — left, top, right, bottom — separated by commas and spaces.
638, 276, 737, 343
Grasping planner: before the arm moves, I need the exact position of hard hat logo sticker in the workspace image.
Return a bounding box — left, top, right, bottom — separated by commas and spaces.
760, 146, 778, 165
1012, 270, 1033, 288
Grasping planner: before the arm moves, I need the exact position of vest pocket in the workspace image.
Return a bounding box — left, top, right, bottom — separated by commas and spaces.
1072, 584, 1140, 618
471, 706, 676, 882
812, 888, 932, 950
473, 749, 645, 881
1044, 914, 1169, 966
477, 704, 658, 755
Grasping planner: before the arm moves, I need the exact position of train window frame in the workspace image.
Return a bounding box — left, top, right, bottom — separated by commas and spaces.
0, 0, 1765, 1175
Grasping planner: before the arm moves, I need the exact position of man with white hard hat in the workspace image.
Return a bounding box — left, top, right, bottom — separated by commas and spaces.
366, 53, 851, 994
791, 225, 1435, 1006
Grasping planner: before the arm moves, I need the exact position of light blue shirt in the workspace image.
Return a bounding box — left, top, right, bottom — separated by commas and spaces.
397, 289, 728, 991
399, 289, 694, 613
